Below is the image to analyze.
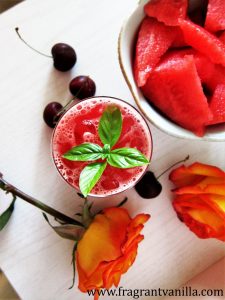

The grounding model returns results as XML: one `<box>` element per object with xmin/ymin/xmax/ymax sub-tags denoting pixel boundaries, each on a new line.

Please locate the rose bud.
<box><xmin>169</xmin><ymin>162</ymin><xmax>225</xmax><ymax>241</ymax></box>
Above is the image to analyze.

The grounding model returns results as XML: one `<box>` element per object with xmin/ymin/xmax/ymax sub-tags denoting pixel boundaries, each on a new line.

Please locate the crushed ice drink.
<box><xmin>52</xmin><ymin>97</ymin><xmax>152</xmax><ymax>196</ymax></box>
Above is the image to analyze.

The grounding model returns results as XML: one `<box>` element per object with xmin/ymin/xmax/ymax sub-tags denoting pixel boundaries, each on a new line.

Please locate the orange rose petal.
<box><xmin>175</xmin><ymin>183</ymin><xmax>225</xmax><ymax>195</ymax></box>
<box><xmin>181</xmin><ymin>210</ymin><xmax>225</xmax><ymax>241</ymax></box>
<box><xmin>169</xmin><ymin>163</ymin><xmax>225</xmax><ymax>188</ymax></box>
<box><xmin>94</xmin><ymin>291</ymin><xmax>99</xmax><ymax>300</ymax></box>
<box><xmin>120</xmin><ymin>242</ymin><xmax>141</xmax><ymax>273</ymax></box>
<box><xmin>102</xmin><ymin>260</ymin><xmax>119</xmax><ymax>289</ymax></box>
<box><xmin>128</xmin><ymin>213</ymin><xmax>150</xmax><ymax>228</ymax></box>
<box><xmin>169</xmin><ymin>165</ymin><xmax>205</xmax><ymax>187</ymax></box>
<box><xmin>204</xmin><ymin>184</ymin><xmax>225</xmax><ymax>195</ymax></box>
<box><xmin>201</xmin><ymin>194</ymin><xmax>225</xmax><ymax>217</ymax></box>
<box><xmin>113</xmin><ymin>272</ymin><xmax>121</xmax><ymax>287</ymax></box>
<box><xmin>188</xmin><ymin>208</ymin><xmax>223</xmax><ymax>229</ymax></box>
<box><xmin>76</xmin><ymin>258</ymin><xmax>88</xmax><ymax>292</ymax></box>
<box><xmin>123</xmin><ymin>225</ymin><xmax>144</xmax><ymax>251</ymax></box>
<box><xmin>103</xmin><ymin>235</ymin><xmax>145</xmax><ymax>289</ymax></box>
<box><xmin>173</xmin><ymin>195</ymin><xmax>209</xmax><ymax>211</ymax></box>
<box><xmin>196</xmin><ymin>177</ymin><xmax>225</xmax><ymax>188</ymax></box>
<box><xmin>173</xmin><ymin>193</ymin><xmax>225</xmax><ymax>218</ymax></box>
<box><xmin>106</xmin><ymin>245</ymin><xmax>138</xmax><ymax>285</ymax></box>
<box><xmin>77</xmin><ymin>208</ymin><xmax>130</xmax><ymax>277</ymax></box>
<box><xmin>173</xmin><ymin>196</ymin><xmax>225</xmax><ymax>241</ymax></box>
<box><xmin>189</xmin><ymin>163</ymin><xmax>225</xmax><ymax>178</ymax></box>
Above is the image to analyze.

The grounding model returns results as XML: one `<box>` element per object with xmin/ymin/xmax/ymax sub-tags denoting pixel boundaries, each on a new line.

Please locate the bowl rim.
<box><xmin>117</xmin><ymin>4</ymin><xmax>225</xmax><ymax>142</ymax></box>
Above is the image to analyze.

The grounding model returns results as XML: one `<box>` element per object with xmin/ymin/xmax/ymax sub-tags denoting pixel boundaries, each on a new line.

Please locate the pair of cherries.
<box><xmin>15</xmin><ymin>28</ymin><xmax>96</xmax><ymax>128</ymax></box>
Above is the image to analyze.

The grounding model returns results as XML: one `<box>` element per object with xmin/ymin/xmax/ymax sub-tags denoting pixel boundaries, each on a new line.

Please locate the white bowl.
<box><xmin>118</xmin><ymin>0</ymin><xmax>225</xmax><ymax>141</ymax></box>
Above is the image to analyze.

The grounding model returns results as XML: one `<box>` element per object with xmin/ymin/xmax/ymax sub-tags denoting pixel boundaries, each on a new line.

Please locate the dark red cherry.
<box><xmin>135</xmin><ymin>171</ymin><xmax>162</xmax><ymax>199</ymax></box>
<box><xmin>51</xmin><ymin>43</ymin><xmax>76</xmax><ymax>72</ymax></box>
<box><xmin>43</xmin><ymin>102</ymin><xmax>63</xmax><ymax>128</ymax></box>
<box><xmin>69</xmin><ymin>76</ymin><xmax>96</xmax><ymax>99</ymax></box>
<box><xmin>15</xmin><ymin>28</ymin><xmax>76</xmax><ymax>72</ymax></box>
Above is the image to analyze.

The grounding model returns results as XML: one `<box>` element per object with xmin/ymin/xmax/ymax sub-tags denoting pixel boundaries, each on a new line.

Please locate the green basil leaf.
<box><xmin>63</xmin><ymin>143</ymin><xmax>104</xmax><ymax>161</ymax></box>
<box><xmin>107</xmin><ymin>148</ymin><xmax>149</xmax><ymax>168</ymax></box>
<box><xmin>0</xmin><ymin>196</ymin><xmax>16</xmax><ymax>231</ymax></box>
<box><xmin>79</xmin><ymin>162</ymin><xmax>107</xmax><ymax>197</ymax></box>
<box><xmin>98</xmin><ymin>105</ymin><xmax>122</xmax><ymax>147</ymax></box>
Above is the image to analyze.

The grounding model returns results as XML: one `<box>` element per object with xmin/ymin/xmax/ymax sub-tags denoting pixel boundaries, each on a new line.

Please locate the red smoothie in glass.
<box><xmin>52</xmin><ymin>97</ymin><xmax>152</xmax><ymax>196</ymax></box>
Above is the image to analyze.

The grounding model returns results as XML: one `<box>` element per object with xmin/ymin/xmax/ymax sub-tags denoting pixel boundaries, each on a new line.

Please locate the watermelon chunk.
<box><xmin>205</xmin><ymin>0</ymin><xmax>225</xmax><ymax>32</ymax></box>
<box><xmin>134</xmin><ymin>17</ymin><xmax>178</xmax><ymax>87</ymax></box>
<box><xmin>141</xmin><ymin>55</ymin><xmax>212</xmax><ymax>136</ymax></box>
<box><xmin>207</xmin><ymin>85</ymin><xmax>225</xmax><ymax>125</ymax></box>
<box><xmin>205</xmin><ymin>64</ymin><xmax>225</xmax><ymax>92</ymax></box>
<box><xmin>179</xmin><ymin>19</ymin><xmax>225</xmax><ymax>66</ymax></box>
<box><xmin>171</xmin><ymin>28</ymin><xmax>187</xmax><ymax>48</ymax></box>
<box><xmin>159</xmin><ymin>49</ymin><xmax>215</xmax><ymax>86</ymax></box>
<box><xmin>144</xmin><ymin>0</ymin><xmax>188</xmax><ymax>26</ymax></box>
<box><xmin>219</xmin><ymin>31</ymin><xmax>225</xmax><ymax>44</ymax></box>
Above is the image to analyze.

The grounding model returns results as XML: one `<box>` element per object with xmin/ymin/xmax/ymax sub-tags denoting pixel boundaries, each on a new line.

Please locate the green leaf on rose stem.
<box><xmin>98</xmin><ymin>105</ymin><xmax>122</xmax><ymax>147</ymax></box>
<box><xmin>42</xmin><ymin>213</ymin><xmax>82</xmax><ymax>241</ymax></box>
<box><xmin>62</xmin><ymin>143</ymin><xmax>104</xmax><ymax>161</ymax></box>
<box><xmin>69</xmin><ymin>241</ymin><xmax>78</xmax><ymax>290</ymax></box>
<box><xmin>0</xmin><ymin>196</ymin><xmax>16</xmax><ymax>231</ymax></box>
<box><xmin>107</xmin><ymin>147</ymin><xmax>149</xmax><ymax>168</ymax></box>
<box><xmin>79</xmin><ymin>162</ymin><xmax>107</xmax><ymax>197</ymax></box>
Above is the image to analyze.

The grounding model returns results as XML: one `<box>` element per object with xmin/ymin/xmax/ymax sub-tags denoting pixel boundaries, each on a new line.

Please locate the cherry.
<box><xmin>135</xmin><ymin>171</ymin><xmax>162</xmax><ymax>199</ymax></box>
<box><xmin>15</xmin><ymin>28</ymin><xmax>76</xmax><ymax>72</ymax></box>
<box><xmin>43</xmin><ymin>102</ymin><xmax>63</xmax><ymax>128</ymax></box>
<box><xmin>51</xmin><ymin>43</ymin><xmax>76</xmax><ymax>72</ymax></box>
<box><xmin>69</xmin><ymin>76</ymin><xmax>96</xmax><ymax>99</ymax></box>
<box><xmin>135</xmin><ymin>155</ymin><xmax>190</xmax><ymax>199</ymax></box>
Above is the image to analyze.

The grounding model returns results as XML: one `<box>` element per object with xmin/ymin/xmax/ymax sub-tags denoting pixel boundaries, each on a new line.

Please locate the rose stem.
<box><xmin>0</xmin><ymin>174</ymin><xmax>83</xmax><ymax>227</ymax></box>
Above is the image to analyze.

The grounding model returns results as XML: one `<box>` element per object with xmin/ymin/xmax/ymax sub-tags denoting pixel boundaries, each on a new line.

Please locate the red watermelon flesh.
<box><xmin>171</xmin><ymin>28</ymin><xmax>187</xmax><ymax>48</ymax></box>
<box><xmin>205</xmin><ymin>0</ymin><xmax>225</xmax><ymax>33</ymax></box>
<box><xmin>192</xmin><ymin>51</ymin><xmax>216</xmax><ymax>84</ymax></box>
<box><xmin>193</xmin><ymin>51</ymin><xmax>225</xmax><ymax>92</ymax></box>
<box><xmin>219</xmin><ymin>31</ymin><xmax>225</xmax><ymax>44</ymax></box>
<box><xmin>144</xmin><ymin>0</ymin><xmax>188</xmax><ymax>26</ymax></box>
<box><xmin>141</xmin><ymin>55</ymin><xmax>212</xmax><ymax>136</ymax></box>
<box><xmin>134</xmin><ymin>17</ymin><xmax>178</xmax><ymax>87</ymax></box>
<box><xmin>159</xmin><ymin>49</ymin><xmax>215</xmax><ymax>85</ymax></box>
<box><xmin>179</xmin><ymin>19</ymin><xmax>225</xmax><ymax>66</ymax></box>
<box><xmin>205</xmin><ymin>64</ymin><xmax>225</xmax><ymax>92</ymax></box>
<box><xmin>207</xmin><ymin>85</ymin><xmax>225</xmax><ymax>125</ymax></box>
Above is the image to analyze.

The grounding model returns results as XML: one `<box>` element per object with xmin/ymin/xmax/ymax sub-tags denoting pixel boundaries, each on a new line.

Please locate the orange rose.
<box><xmin>76</xmin><ymin>207</ymin><xmax>150</xmax><ymax>298</ymax></box>
<box><xmin>169</xmin><ymin>162</ymin><xmax>225</xmax><ymax>241</ymax></box>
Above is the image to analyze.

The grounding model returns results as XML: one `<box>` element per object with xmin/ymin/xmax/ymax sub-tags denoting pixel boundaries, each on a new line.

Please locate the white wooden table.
<box><xmin>0</xmin><ymin>0</ymin><xmax>224</xmax><ymax>299</ymax></box>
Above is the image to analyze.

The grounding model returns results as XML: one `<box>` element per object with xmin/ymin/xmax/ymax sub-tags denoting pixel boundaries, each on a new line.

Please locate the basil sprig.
<box><xmin>63</xmin><ymin>105</ymin><xmax>149</xmax><ymax>197</ymax></box>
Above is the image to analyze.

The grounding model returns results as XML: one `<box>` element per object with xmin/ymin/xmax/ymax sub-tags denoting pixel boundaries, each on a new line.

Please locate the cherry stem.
<box><xmin>15</xmin><ymin>27</ymin><xmax>52</xmax><ymax>59</ymax></box>
<box><xmin>54</xmin><ymin>79</ymin><xmax>89</xmax><ymax>121</ymax></box>
<box><xmin>58</xmin><ymin>97</ymin><xmax>77</xmax><ymax>115</ymax></box>
<box><xmin>157</xmin><ymin>155</ymin><xmax>190</xmax><ymax>180</ymax></box>
<box><xmin>0</xmin><ymin>174</ymin><xmax>83</xmax><ymax>227</ymax></box>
